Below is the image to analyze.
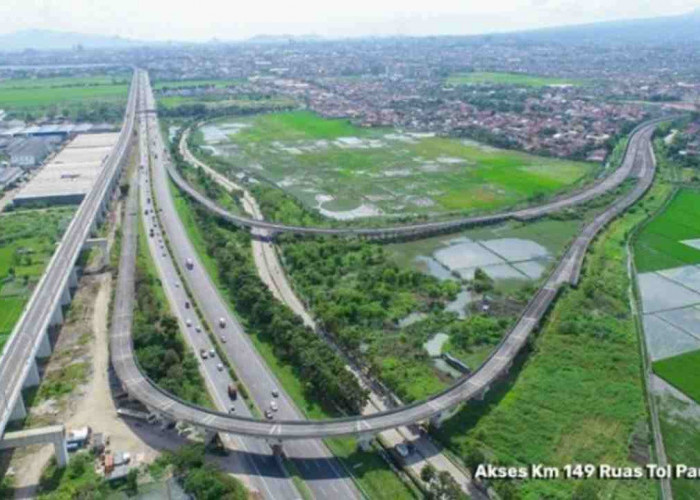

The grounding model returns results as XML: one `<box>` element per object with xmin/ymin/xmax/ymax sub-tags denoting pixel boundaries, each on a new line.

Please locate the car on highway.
<box><xmin>184</xmin><ymin>301</ymin><xmax>190</xmax><ymax>309</ymax></box>
<box><xmin>229</xmin><ymin>406</ymin><xmax>236</xmax><ymax>414</ymax></box>
<box><xmin>264</xmin><ymin>410</ymin><xmax>274</xmax><ymax>420</ymax></box>
<box><xmin>217</xmin><ymin>363</ymin><xmax>224</xmax><ymax>371</ymax></box>
<box><xmin>195</xmin><ymin>326</ymin><xmax>202</xmax><ymax>333</ymax></box>
<box><xmin>199</xmin><ymin>349</ymin><xmax>207</xmax><ymax>359</ymax></box>
<box><xmin>218</xmin><ymin>317</ymin><xmax>226</xmax><ymax>328</ymax></box>
<box><xmin>220</xmin><ymin>335</ymin><xmax>227</xmax><ymax>343</ymax></box>
<box><xmin>271</xmin><ymin>388</ymin><xmax>279</xmax><ymax>398</ymax></box>
<box><xmin>209</xmin><ymin>349</ymin><xmax>215</xmax><ymax>357</ymax></box>
<box><xmin>270</xmin><ymin>401</ymin><xmax>278</xmax><ymax>412</ymax></box>
<box><xmin>185</xmin><ymin>258</ymin><xmax>194</xmax><ymax>270</ymax></box>
<box><xmin>185</xmin><ymin>319</ymin><xmax>192</xmax><ymax>327</ymax></box>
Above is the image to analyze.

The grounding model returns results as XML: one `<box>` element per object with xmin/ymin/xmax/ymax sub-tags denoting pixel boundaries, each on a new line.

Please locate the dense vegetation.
<box><xmin>153</xmin><ymin>444</ymin><xmax>248</xmax><ymax>500</ymax></box>
<box><xmin>132</xmin><ymin>218</ymin><xmax>209</xmax><ymax>406</ymax></box>
<box><xmin>0</xmin><ymin>208</ymin><xmax>76</xmax><ymax>349</ymax></box>
<box><xmin>251</xmin><ymin>182</ymin><xmax>527</xmax><ymax>402</ymax></box>
<box><xmin>657</xmin><ymin>395</ymin><xmax>700</xmax><ymax>500</ymax></box>
<box><xmin>188</xmin><ymin>205</ymin><xmax>369</xmax><ymax>413</ymax></box>
<box><xmin>431</xmin><ymin>164</ymin><xmax>673</xmax><ymax>499</ymax></box>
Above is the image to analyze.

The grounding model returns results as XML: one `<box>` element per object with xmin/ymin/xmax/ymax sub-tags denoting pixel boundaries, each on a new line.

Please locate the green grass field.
<box><xmin>634</xmin><ymin>189</ymin><xmax>700</xmax><ymax>272</ymax></box>
<box><xmin>446</xmin><ymin>72</ymin><xmax>583</xmax><ymax>87</ymax></box>
<box><xmin>0</xmin><ymin>75</ymin><xmax>129</xmax><ymax>110</ymax></box>
<box><xmin>432</xmin><ymin>179</ymin><xmax>672</xmax><ymax>499</ymax></box>
<box><xmin>653</xmin><ymin>349</ymin><xmax>700</xmax><ymax>403</ymax></box>
<box><xmin>657</xmin><ymin>394</ymin><xmax>700</xmax><ymax>500</ymax></box>
<box><xmin>0</xmin><ymin>209</ymin><xmax>76</xmax><ymax>350</ymax></box>
<box><xmin>153</xmin><ymin>78</ymin><xmax>245</xmax><ymax>90</ymax></box>
<box><xmin>194</xmin><ymin>111</ymin><xmax>595</xmax><ymax>217</ymax></box>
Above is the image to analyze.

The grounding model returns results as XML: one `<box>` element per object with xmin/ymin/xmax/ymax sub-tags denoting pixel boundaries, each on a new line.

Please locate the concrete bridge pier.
<box><xmin>50</xmin><ymin>305</ymin><xmax>63</xmax><ymax>327</ymax></box>
<box><xmin>0</xmin><ymin>425</ymin><xmax>69</xmax><ymax>467</ymax></box>
<box><xmin>9</xmin><ymin>396</ymin><xmax>27</xmax><ymax>421</ymax></box>
<box><xmin>266</xmin><ymin>438</ymin><xmax>284</xmax><ymax>456</ymax></box>
<box><xmin>37</xmin><ymin>329</ymin><xmax>52</xmax><ymax>358</ymax></box>
<box><xmin>476</xmin><ymin>386</ymin><xmax>490</xmax><ymax>401</ymax></box>
<box><xmin>202</xmin><ymin>429</ymin><xmax>218</xmax><ymax>446</ymax></box>
<box><xmin>22</xmin><ymin>359</ymin><xmax>40</xmax><ymax>388</ymax></box>
<box><xmin>69</xmin><ymin>267</ymin><xmax>79</xmax><ymax>289</ymax></box>
<box><xmin>60</xmin><ymin>286</ymin><xmax>71</xmax><ymax>307</ymax></box>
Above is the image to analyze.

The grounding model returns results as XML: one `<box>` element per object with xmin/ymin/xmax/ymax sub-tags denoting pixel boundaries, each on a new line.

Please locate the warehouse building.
<box><xmin>12</xmin><ymin>133</ymin><xmax>119</xmax><ymax>207</ymax></box>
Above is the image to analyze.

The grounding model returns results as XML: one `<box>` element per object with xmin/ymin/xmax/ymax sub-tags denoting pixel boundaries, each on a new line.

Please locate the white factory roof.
<box><xmin>13</xmin><ymin>133</ymin><xmax>119</xmax><ymax>204</ymax></box>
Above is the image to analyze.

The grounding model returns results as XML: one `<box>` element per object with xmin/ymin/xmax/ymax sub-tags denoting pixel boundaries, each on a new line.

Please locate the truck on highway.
<box><xmin>228</xmin><ymin>384</ymin><xmax>238</xmax><ymax>400</ymax></box>
<box><xmin>185</xmin><ymin>258</ymin><xmax>194</xmax><ymax>270</ymax></box>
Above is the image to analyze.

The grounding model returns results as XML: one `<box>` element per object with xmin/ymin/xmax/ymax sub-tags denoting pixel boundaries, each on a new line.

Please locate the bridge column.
<box><xmin>23</xmin><ymin>359</ymin><xmax>40</xmax><ymax>388</ymax></box>
<box><xmin>50</xmin><ymin>306</ymin><xmax>63</xmax><ymax>327</ymax></box>
<box><xmin>429</xmin><ymin>412</ymin><xmax>445</xmax><ymax>429</ymax></box>
<box><xmin>9</xmin><ymin>396</ymin><xmax>27</xmax><ymax>421</ymax></box>
<box><xmin>52</xmin><ymin>432</ymin><xmax>69</xmax><ymax>467</ymax></box>
<box><xmin>266</xmin><ymin>438</ymin><xmax>284</xmax><ymax>456</ymax></box>
<box><xmin>37</xmin><ymin>330</ymin><xmax>52</xmax><ymax>358</ymax></box>
<box><xmin>69</xmin><ymin>268</ymin><xmax>79</xmax><ymax>289</ymax></box>
<box><xmin>203</xmin><ymin>429</ymin><xmax>218</xmax><ymax>446</ymax></box>
<box><xmin>357</xmin><ymin>434</ymin><xmax>375</xmax><ymax>452</ymax></box>
<box><xmin>476</xmin><ymin>386</ymin><xmax>490</xmax><ymax>401</ymax></box>
<box><xmin>60</xmin><ymin>286</ymin><xmax>71</xmax><ymax>307</ymax></box>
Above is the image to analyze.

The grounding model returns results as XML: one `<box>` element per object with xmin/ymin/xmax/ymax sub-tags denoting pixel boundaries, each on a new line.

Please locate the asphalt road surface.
<box><xmin>138</xmin><ymin>72</ymin><xmax>360</xmax><ymax>499</ymax></box>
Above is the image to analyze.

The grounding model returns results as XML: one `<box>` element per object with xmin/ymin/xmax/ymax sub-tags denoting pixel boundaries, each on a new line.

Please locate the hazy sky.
<box><xmin>2</xmin><ymin>0</ymin><xmax>699</xmax><ymax>40</ymax></box>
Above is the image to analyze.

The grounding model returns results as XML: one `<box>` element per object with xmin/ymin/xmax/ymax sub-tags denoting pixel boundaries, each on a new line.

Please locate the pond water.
<box><xmin>415</xmin><ymin>256</ymin><xmax>454</xmax><ymax>281</ymax></box>
<box><xmin>423</xmin><ymin>332</ymin><xmax>450</xmax><ymax>357</ymax></box>
<box><xmin>445</xmin><ymin>290</ymin><xmax>473</xmax><ymax>318</ymax></box>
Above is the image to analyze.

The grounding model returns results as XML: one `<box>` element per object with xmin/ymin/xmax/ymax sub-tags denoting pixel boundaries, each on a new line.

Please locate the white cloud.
<box><xmin>0</xmin><ymin>0</ymin><xmax>697</xmax><ymax>40</ymax></box>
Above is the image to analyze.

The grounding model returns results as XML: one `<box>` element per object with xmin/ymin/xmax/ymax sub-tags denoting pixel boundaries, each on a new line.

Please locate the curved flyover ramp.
<box><xmin>170</xmin><ymin>117</ymin><xmax>667</xmax><ymax>238</ymax></box>
<box><xmin>111</xmin><ymin>116</ymin><xmax>661</xmax><ymax>440</ymax></box>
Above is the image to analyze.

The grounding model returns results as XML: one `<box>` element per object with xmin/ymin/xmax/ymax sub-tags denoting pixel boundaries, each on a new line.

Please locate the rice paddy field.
<box><xmin>0</xmin><ymin>74</ymin><xmax>130</xmax><ymax>111</ymax></box>
<box><xmin>0</xmin><ymin>208</ymin><xmax>76</xmax><ymax>350</ymax></box>
<box><xmin>634</xmin><ymin>189</ymin><xmax>700</xmax><ymax>273</ymax></box>
<box><xmin>192</xmin><ymin>111</ymin><xmax>597</xmax><ymax>219</ymax></box>
<box><xmin>653</xmin><ymin>350</ymin><xmax>700</xmax><ymax>403</ymax></box>
<box><xmin>446</xmin><ymin>72</ymin><xmax>583</xmax><ymax>87</ymax></box>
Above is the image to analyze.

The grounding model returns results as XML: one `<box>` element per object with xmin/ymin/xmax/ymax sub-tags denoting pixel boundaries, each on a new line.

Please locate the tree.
<box><xmin>463</xmin><ymin>447</ymin><xmax>486</xmax><ymax>477</ymax></box>
<box><xmin>125</xmin><ymin>468</ymin><xmax>138</xmax><ymax>496</ymax></box>
<box><xmin>421</xmin><ymin>464</ymin><xmax>437</xmax><ymax>483</ymax></box>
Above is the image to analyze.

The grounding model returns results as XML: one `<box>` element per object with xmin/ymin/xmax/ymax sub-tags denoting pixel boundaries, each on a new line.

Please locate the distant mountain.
<box><xmin>245</xmin><ymin>34</ymin><xmax>324</xmax><ymax>44</ymax></box>
<box><xmin>504</xmin><ymin>8</ymin><xmax>700</xmax><ymax>45</ymax></box>
<box><xmin>0</xmin><ymin>29</ymin><xmax>142</xmax><ymax>52</ymax></box>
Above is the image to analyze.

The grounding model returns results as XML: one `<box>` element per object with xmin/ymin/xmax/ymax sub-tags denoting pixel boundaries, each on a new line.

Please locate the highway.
<box><xmin>109</xmin><ymin>69</ymin><xmax>664</xmax><ymax>440</ymax></box>
<box><xmin>171</xmin><ymin>117</ymin><xmax>666</xmax><ymax>239</ymax></box>
<box><xmin>130</xmin><ymin>84</ymin><xmax>301</xmax><ymax>499</ymax></box>
<box><xmin>0</xmin><ymin>70</ymin><xmax>139</xmax><ymax>435</ymax></box>
<box><xmin>181</xmin><ymin>127</ymin><xmax>479</xmax><ymax>497</ymax></box>
<box><xmin>138</xmin><ymin>72</ymin><xmax>360</xmax><ymax>499</ymax></box>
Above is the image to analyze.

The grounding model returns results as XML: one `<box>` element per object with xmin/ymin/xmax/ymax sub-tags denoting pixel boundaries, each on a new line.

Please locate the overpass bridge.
<box><xmin>171</xmin><ymin>116</ymin><xmax>667</xmax><ymax>240</ymax></box>
<box><xmin>111</xmin><ymin>84</ymin><xmax>663</xmax><ymax>441</ymax></box>
<box><xmin>0</xmin><ymin>70</ymin><xmax>140</xmax><ymax>459</ymax></box>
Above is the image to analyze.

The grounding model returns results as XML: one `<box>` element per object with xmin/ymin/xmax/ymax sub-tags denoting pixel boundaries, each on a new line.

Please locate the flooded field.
<box><xmin>193</xmin><ymin>111</ymin><xmax>596</xmax><ymax>219</ymax></box>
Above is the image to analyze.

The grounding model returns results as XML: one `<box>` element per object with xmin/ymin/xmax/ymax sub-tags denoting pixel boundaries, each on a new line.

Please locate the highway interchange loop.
<box><xmin>111</xmin><ymin>70</ymin><xmax>669</xmax><ymax>439</ymax></box>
